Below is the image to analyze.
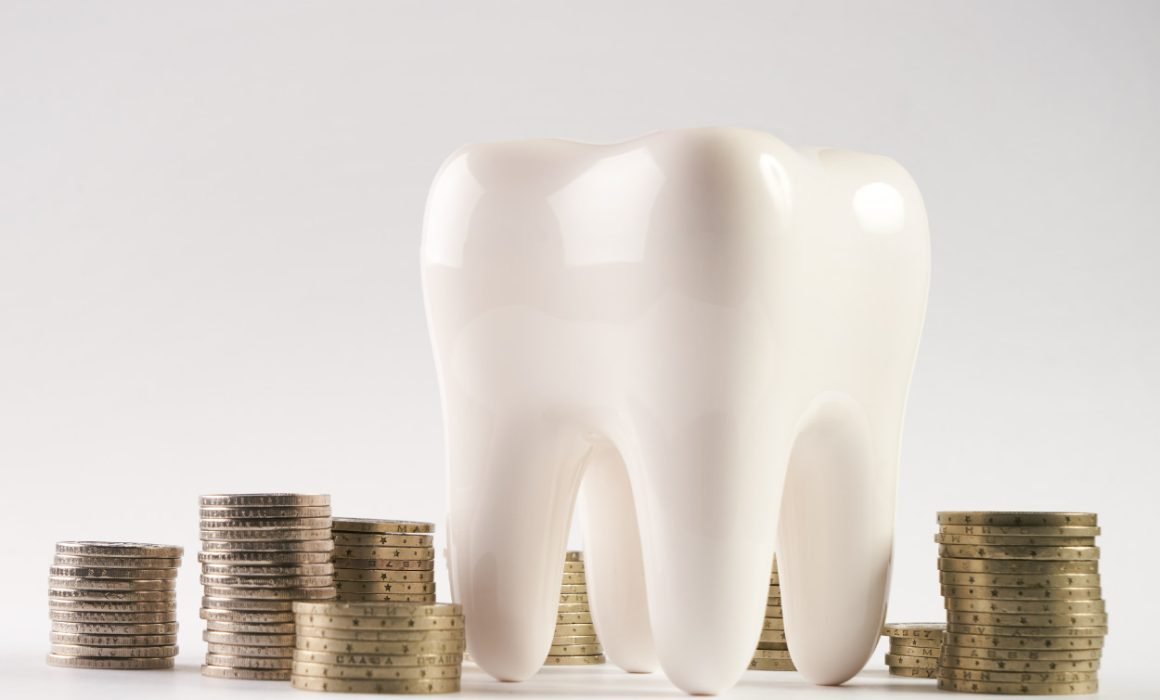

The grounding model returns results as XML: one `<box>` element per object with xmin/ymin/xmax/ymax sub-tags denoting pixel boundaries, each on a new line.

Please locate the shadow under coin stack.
<box><xmin>332</xmin><ymin>519</ymin><xmax>436</xmax><ymax>603</ymax></box>
<box><xmin>936</xmin><ymin>511</ymin><xmax>1106</xmax><ymax>695</ymax></box>
<box><xmin>882</xmin><ymin>623</ymin><xmax>945</xmax><ymax>678</ymax></box>
<box><xmin>750</xmin><ymin>556</ymin><xmax>794</xmax><ymax>671</ymax></box>
<box><xmin>545</xmin><ymin>551</ymin><xmax>604</xmax><ymax>665</ymax></box>
<box><xmin>198</xmin><ymin>493</ymin><xmax>336</xmax><ymax>681</ymax></box>
<box><xmin>291</xmin><ymin>601</ymin><xmax>465</xmax><ymax>694</ymax></box>
<box><xmin>48</xmin><ymin>541</ymin><xmax>183</xmax><ymax>670</ymax></box>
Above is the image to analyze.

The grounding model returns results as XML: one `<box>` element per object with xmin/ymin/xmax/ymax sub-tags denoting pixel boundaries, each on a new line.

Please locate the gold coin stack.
<box><xmin>545</xmin><ymin>551</ymin><xmax>604</xmax><ymax>665</ymax></box>
<box><xmin>332</xmin><ymin>519</ymin><xmax>436</xmax><ymax>603</ymax></box>
<box><xmin>198</xmin><ymin>493</ymin><xmax>336</xmax><ymax>681</ymax></box>
<box><xmin>750</xmin><ymin>556</ymin><xmax>794</xmax><ymax>671</ymax></box>
<box><xmin>882</xmin><ymin>623</ymin><xmax>944</xmax><ymax>678</ymax></box>
<box><xmin>48</xmin><ymin>541</ymin><xmax>183</xmax><ymax>670</ymax></box>
<box><xmin>291</xmin><ymin>601</ymin><xmax>465</xmax><ymax>694</ymax></box>
<box><xmin>936</xmin><ymin>511</ymin><xmax>1106</xmax><ymax>695</ymax></box>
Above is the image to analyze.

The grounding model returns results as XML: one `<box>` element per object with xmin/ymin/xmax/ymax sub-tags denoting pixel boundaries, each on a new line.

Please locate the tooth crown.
<box><xmin>422</xmin><ymin>128</ymin><xmax>930</xmax><ymax>694</ymax></box>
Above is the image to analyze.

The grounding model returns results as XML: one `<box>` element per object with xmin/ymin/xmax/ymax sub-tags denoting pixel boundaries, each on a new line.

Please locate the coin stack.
<box><xmin>750</xmin><ymin>556</ymin><xmax>794</xmax><ymax>671</ymax></box>
<box><xmin>48</xmin><ymin>541</ymin><xmax>183</xmax><ymax>670</ymax></box>
<box><xmin>291</xmin><ymin>601</ymin><xmax>465</xmax><ymax>694</ymax></box>
<box><xmin>198</xmin><ymin>493</ymin><xmax>336</xmax><ymax>681</ymax></box>
<box><xmin>882</xmin><ymin>623</ymin><xmax>944</xmax><ymax>678</ymax></box>
<box><xmin>332</xmin><ymin>519</ymin><xmax>436</xmax><ymax>603</ymax></box>
<box><xmin>936</xmin><ymin>511</ymin><xmax>1106</xmax><ymax>695</ymax></box>
<box><xmin>545</xmin><ymin>551</ymin><xmax>604</xmax><ymax>665</ymax></box>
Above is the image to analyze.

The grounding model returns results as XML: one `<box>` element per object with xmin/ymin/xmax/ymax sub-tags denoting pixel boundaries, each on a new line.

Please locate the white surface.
<box><xmin>1</xmin><ymin>0</ymin><xmax>1158</xmax><ymax>697</ymax></box>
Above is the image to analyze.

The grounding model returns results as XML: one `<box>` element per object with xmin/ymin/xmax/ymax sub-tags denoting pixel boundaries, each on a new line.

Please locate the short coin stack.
<box><xmin>545</xmin><ymin>551</ymin><xmax>604</xmax><ymax>665</ymax></box>
<box><xmin>750</xmin><ymin>556</ymin><xmax>794</xmax><ymax>671</ymax></box>
<box><xmin>48</xmin><ymin>541</ymin><xmax>183</xmax><ymax>670</ymax></box>
<box><xmin>332</xmin><ymin>519</ymin><xmax>436</xmax><ymax>603</ymax></box>
<box><xmin>882</xmin><ymin>623</ymin><xmax>944</xmax><ymax>678</ymax></box>
<box><xmin>936</xmin><ymin>511</ymin><xmax>1106</xmax><ymax>695</ymax></box>
<box><xmin>199</xmin><ymin>493</ymin><xmax>336</xmax><ymax>681</ymax></box>
<box><xmin>291</xmin><ymin>601</ymin><xmax>465</xmax><ymax>694</ymax></box>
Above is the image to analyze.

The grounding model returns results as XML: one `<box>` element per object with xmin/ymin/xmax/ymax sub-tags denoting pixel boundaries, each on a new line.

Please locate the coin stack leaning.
<box><xmin>198</xmin><ymin>493</ymin><xmax>336</xmax><ymax>681</ymax></box>
<box><xmin>291</xmin><ymin>601</ymin><xmax>465</xmax><ymax>694</ymax></box>
<box><xmin>545</xmin><ymin>551</ymin><xmax>604</xmax><ymax>666</ymax></box>
<box><xmin>882</xmin><ymin>623</ymin><xmax>944</xmax><ymax>678</ymax></box>
<box><xmin>750</xmin><ymin>556</ymin><xmax>794</xmax><ymax>671</ymax></box>
<box><xmin>936</xmin><ymin>511</ymin><xmax>1106</xmax><ymax>695</ymax></box>
<box><xmin>332</xmin><ymin>519</ymin><xmax>436</xmax><ymax>603</ymax></box>
<box><xmin>48</xmin><ymin>541</ymin><xmax>183</xmax><ymax>670</ymax></box>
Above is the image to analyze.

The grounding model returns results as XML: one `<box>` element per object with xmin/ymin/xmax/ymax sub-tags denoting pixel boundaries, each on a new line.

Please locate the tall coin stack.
<box><xmin>291</xmin><ymin>601</ymin><xmax>465</xmax><ymax>694</ymax></box>
<box><xmin>545</xmin><ymin>551</ymin><xmax>604</xmax><ymax>665</ymax></box>
<box><xmin>936</xmin><ymin>511</ymin><xmax>1106</xmax><ymax>695</ymax></box>
<box><xmin>750</xmin><ymin>556</ymin><xmax>794</xmax><ymax>671</ymax></box>
<box><xmin>882</xmin><ymin>623</ymin><xmax>944</xmax><ymax>678</ymax></box>
<box><xmin>198</xmin><ymin>493</ymin><xmax>336</xmax><ymax>681</ymax></box>
<box><xmin>48</xmin><ymin>541</ymin><xmax>183</xmax><ymax>670</ymax></box>
<box><xmin>332</xmin><ymin>519</ymin><xmax>436</xmax><ymax>603</ymax></box>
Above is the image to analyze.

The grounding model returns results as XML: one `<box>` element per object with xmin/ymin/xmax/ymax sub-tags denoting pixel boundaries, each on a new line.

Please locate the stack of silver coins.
<box><xmin>936</xmin><ymin>511</ymin><xmax>1106</xmax><ymax>695</ymax></box>
<box><xmin>882</xmin><ymin>623</ymin><xmax>945</xmax><ymax>678</ymax></box>
<box><xmin>198</xmin><ymin>493</ymin><xmax>336</xmax><ymax>680</ymax></box>
<box><xmin>291</xmin><ymin>601</ymin><xmax>465</xmax><ymax>694</ymax></box>
<box><xmin>750</xmin><ymin>556</ymin><xmax>794</xmax><ymax>671</ymax></box>
<box><xmin>545</xmin><ymin>551</ymin><xmax>604</xmax><ymax>665</ymax></box>
<box><xmin>332</xmin><ymin>519</ymin><xmax>436</xmax><ymax>603</ymax></box>
<box><xmin>48</xmin><ymin>541</ymin><xmax>183</xmax><ymax>670</ymax></box>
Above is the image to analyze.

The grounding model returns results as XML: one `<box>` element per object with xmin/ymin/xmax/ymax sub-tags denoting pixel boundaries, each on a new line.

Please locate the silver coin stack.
<box><xmin>545</xmin><ymin>551</ymin><xmax>604</xmax><ymax>666</ymax></box>
<box><xmin>198</xmin><ymin>493</ymin><xmax>336</xmax><ymax>680</ymax></box>
<box><xmin>332</xmin><ymin>518</ymin><xmax>436</xmax><ymax>603</ymax></box>
<box><xmin>48</xmin><ymin>541</ymin><xmax>183</xmax><ymax>670</ymax></box>
<box><xmin>750</xmin><ymin>555</ymin><xmax>794</xmax><ymax>671</ymax></box>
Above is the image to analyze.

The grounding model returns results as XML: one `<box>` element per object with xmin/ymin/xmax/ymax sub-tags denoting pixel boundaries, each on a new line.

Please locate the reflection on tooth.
<box><xmin>422</xmin><ymin>128</ymin><xmax>930</xmax><ymax>694</ymax></box>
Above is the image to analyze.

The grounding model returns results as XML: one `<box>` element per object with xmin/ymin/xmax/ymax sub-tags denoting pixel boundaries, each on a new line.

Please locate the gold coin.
<box><xmin>940</xmin><ymin>644</ymin><xmax>1102</xmax><ymax>661</ymax></box>
<box><xmin>49</xmin><ymin>588</ymin><xmax>175</xmax><ymax>602</ymax></box>
<box><xmin>935</xmin><ymin>533</ymin><xmax>1096</xmax><ymax>547</ymax></box>
<box><xmin>206</xmin><ymin>643</ymin><xmax>294</xmax><ymax>658</ymax></box>
<box><xmin>198</xmin><ymin>550</ymin><xmax>334</xmax><ymax>564</ymax></box>
<box><xmin>938</xmin><ymin>667</ymin><xmax>1097</xmax><ymax>683</ymax></box>
<box><xmin>290</xmin><ymin>676</ymin><xmax>460</xmax><ymax>693</ymax></box>
<box><xmin>48</xmin><ymin>576</ymin><xmax>176</xmax><ymax>592</ymax></box>
<box><xmin>199</xmin><ymin>505</ymin><xmax>332</xmax><ymax>519</ymax></box>
<box><xmin>48</xmin><ymin>599</ymin><xmax>177</xmax><ymax>613</ymax></box>
<box><xmin>936</xmin><ymin>513</ymin><xmax>1097</xmax><ymax>527</ymax></box>
<box><xmin>561</xmin><ymin>572</ymin><xmax>587</xmax><ymax>585</ymax></box>
<box><xmin>296</xmin><ymin>635</ymin><xmax>466</xmax><ymax>655</ymax></box>
<box><xmin>333</xmin><ymin>532</ymin><xmax>433</xmax><ymax>547</ymax></box>
<box><xmin>50</xmin><ymin>643</ymin><xmax>178</xmax><ymax>658</ymax></box>
<box><xmin>756</xmin><ymin>642</ymin><xmax>790</xmax><ymax>651</ymax></box>
<box><xmin>336</xmin><ymin>593</ymin><xmax>436</xmax><ymax>604</ymax></box>
<box><xmin>748</xmin><ymin>657</ymin><xmax>796</xmax><ymax>671</ymax></box>
<box><xmin>49</xmin><ymin>611</ymin><xmax>176</xmax><ymax>624</ymax></box>
<box><xmin>200</xmin><ymin>538</ymin><xmax>335</xmax><ymax>553</ymax></box>
<box><xmin>882</xmin><ymin>622</ymin><xmax>945</xmax><ymax>639</ymax></box>
<box><xmin>888</xmin><ymin>645</ymin><xmax>941</xmax><ymax>658</ymax></box>
<box><xmin>940</xmin><ymin>655</ymin><xmax>1100</xmax><ymax>673</ymax></box>
<box><xmin>55</xmin><ymin>541</ymin><xmax>184</xmax><ymax>559</ymax></box>
<box><xmin>939</xmin><ymin>524</ymin><xmax>1100</xmax><ymax>537</ymax></box>
<box><xmin>888</xmin><ymin>666</ymin><xmax>937</xmax><ymax>678</ymax></box>
<box><xmin>330</xmin><ymin>518</ymin><xmax>434</xmax><ymax>534</ymax></box>
<box><xmin>544</xmin><ymin>654</ymin><xmax>605</xmax><ymax>665</ymax></box>
<box><xmin>334</xmin><ymin>581</ymin><xmax>435</xmax><ymax>594</ymax></box>
<box><xmin>938</xmin><ymin>572</ymin><xmax>1101</xmax><ymax>589</ymax></box>
<box><xmin>333</xmin><ymin>569</ymin><xmax>434</xmax><ymax>583</ymax></box>
<box><xmin>559</xmin><ymin>584</ymin><xmax>587</xmax><ymax>594</ymax></box>
<box><xmin>552</xmin><ymin>635</ymin><xmax>599</xmax><ymax>645</ymax></box>
<box><xmin>559</xmin><ymin>593</ymin><xmax>588</xmax><ymax>604</ymax></box>
<box><xmin>556</xmin><ymin>603</ymin><xmax>589</xmax><ymax>614</ymax></box>
<box><xmin>940</xmin><ymin>585</ymin><xmax>1102</xmax><ymax>601</ymax></box>
<box><xmin>201</xmin><ymin>596</ymin><xmax>295</xmax><ymax>612</ymax></box>
<box><xmin>205</xmin><ymin>620</ymin><xmax>297</xmax><ymax>634</ymax></box>
<box><xmin>47</xmin><ymin>654</ymin><xmax>175</xmax><ymax>670</ymax></box>
<box><xmin>293</xmin><ymin>601</ymin><xmax>461</xmax><ymax>617</ymax></box>
<box><xmin>937</xmin><ymin>676</ymin><xmax>1098</xmax><ymax>695</ymax></box>
<box><xmin>883</xmin><ymin>653</ymin><xmax>938</xmax><ymax>668</ymax></box>
<box><xmin>200</xmin><ymin>493</ymin><xmax>330</xmax><ymax>508</ymax></box>
<box><xmin>203</xmin><ymin>630</ymin><xmax>297</xmax><ymax>646</ymax></box>
<box><xmin>554</xmin><ymin>623</ymin><xmax>596</xmax><ymax>636</ymax></box>
<box><xmin>889</xmin><ymin>636</ymin><xmax>942</xmax><ymax>648</ymax></box>
<box><xmin>758</xmin><ymin>630</ymin><xmax>786</xmax><ymax>643</ymax></box>
<box><xmin>762</xmin><ymin>618</ymin><xmax>785</xmax><ymax>631</ymax></box>
<box><xmin>294</xmin><ymin>617</ymin><xmax>464</xmax><ymax>633</ymax></box>
<box><xmin>50</xmin><ymin>632</ymin><xmax>177</xmax><ymax>647</ymax></box>
<box><xmin>556</xmin><ymin>612</ymin><xmax>592</xmax><ymax>624</ymax></box>
<box><xmin>565</xmin><ymin>552</ymin><xmax>584</xmax><ymax>562</ymax></box>
<box><xmin>765</xmin><ymin>605</ymin><xmax>783</xmax><ymax>617</ymax></box>
<box><xmin>204</xmin><ymin>654</ymin><xmax>293</xmax><ymax>670</ymax></box>
<box><xmin>200</xmin><ymin>528</ymin><xmax>333</xmax><ymax>542</ymax></box>
<box><xmin>947</xmin><ymin>624</ymin><xmax>1107</xmax><ymax>638</ymax></box>
<box><xmin>332</xmin><ymin>558</ymin><xmax>434</xmax><ymax>571</ymax></box>
<box><xmin>938</xmin><ymin>545</ymin><xmax>1099</xmax><ymax>561</ymax></box>
<box><xmin>291</xmin><ymin>650</ymin><xmax>463</xmax><ymax>667</ymax></box>
<box><xmin>548</xmin><ymin>643</ymin><xmax>602</xmax><ymax>656</ymax></box>
<box><xmin>943</xmin><ymin>632</ymin><xmax>1104</xmax><ymax>651</ymax></box>
<box><xmin>200</xmin><ymin>664</ymin><xmax>291</xmax><ymax>680</ymax></box>
<box><xmin>291</xmin><ymin>661</ymin><xmax>461</xmax><ymax>680</ymax></box>
<box><xmin>562</xmin><ymin>562</ymin><xmax>585</xmax><ymax>574</ymax></box>
<box><xmin>50</xmin><ymin>621</ymin><xmax>178</xmax><ymax>635</ymax></box>
<box><xmin>752</xmin><ymin>649</ymin><xmax>793</xmax><ymax>660</ymax></box>
<box><xmin>332</xmin><ymin>545</ymin><xmax>434</xmax><ymax>561</ymax></box>
<box><xmin>49</xmin><ymin>566</ymin><xmax>178</xmax><ymax>580</ymax></box>
<box><xmin>939</xmin><ymin>558</ymin><xmax>1099</xmax><ymax>575</ymax></box>
<box><xmin>52</xmin><ymin>555</ymin><xmax>181</xmax><ymax>569</ymax></box>
<box><xmin>945</xmin><ymin>611</ymin><xmax>1107</xmax><ymax>628</ymax></box>
<box><xmin>201</xmin><ymin>585</ymin><xmax>337</xmax><ymax>600</ymax></box>
<box><xmin>945</xmin><ymin>598</ymin><xmax>1105</xmax><ymax>615</ymax></box>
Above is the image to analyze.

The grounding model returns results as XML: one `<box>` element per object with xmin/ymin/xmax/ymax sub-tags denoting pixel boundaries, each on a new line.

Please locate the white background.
<box><xmin>1</xmin><ymin>1</ymin><xmax>1157</xmax><ymax>697</ymax></box>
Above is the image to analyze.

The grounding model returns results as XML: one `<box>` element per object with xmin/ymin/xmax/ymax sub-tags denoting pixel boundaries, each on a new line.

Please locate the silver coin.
<box><xmin>203</xmin><ymin>630</ymin><xmax>297</xmax><ymax>646</ymax></box>
<box><xmin>204</xmin><ymin>654</ymin><xmax>293</xmax><ymax>670</ymax></box>
<box><xmin>50</xmin><ymin>610</ymin><xmax>177</xmax><ymax>623</ymax></box>
<box><xmin>201</xmin><ymin>596</ymin><xmax>295</xmax><ymax>612</ymax></box>
<box><xmin>48</xmin><ymin>599</ymin><xmax>177</xmax><ymax>613</ymax></box>
<box><xmin>199</xmin><ymin>505</ymin><xmax>332</xmax><ymax>519</ymax></box>
<box><xmin>200</xmin><ymin>527</ymin><xmax>332</xmax><ymax>542</ymax></box>
<box><xmin>200</xmin><ymin>574</ymin><xmax>334</xmax><ymax>588</ymax></box>
<box><xmin>206</xmin><ymin>642</ymin><xmax>295</xmax><ymax>658</ymax></box>
<box><xmin>200</xmin><ymin>608</ymin><xmax>296</xmax><ymax>623</ymax></box>
<box><xmin>48</xmin><ymin>576</ymin><xmax>176</xmax><ymax>592</ymax></box>
<box><xmin>51</xmin><ymin>621</ymin><xmax>179</xmax><ymax>635</ymax></box>
<box><xmin>49</xmin><ymin>588</ymin><xmax>175</xmax><ymax>602</ymax></box>
<box><xmin>50</xmin><ymin>632</ymin><xmax>178</xmax><ymax>647</ymax></box>
<box><xmin>198</xmin><ymin>549</ymin><xmax>334</xmax><ymax>564</ymax></box>
<box><xmin>199</xmin><ymin>494</ymin><xmax>330</xmax><ymax>507</ymax></box>
<box><xmin>200</xmin><ymin>538</ymin><xmax>335</xmax><ymax>553</ymax></box>
<box><xmin>201</xmin><ymin>562</ymin><xmax>335</xmax><ymax>577</ymax></box>
<box><xmin>55</xmin><ymin>542</ymin><xmax>184</xmax><ymax>558</ymax></box>
<box><xmin>50</xmin><ymin>643</ymin><xmax>179</xmax><ymax>658</ymax></box>
<box><xmin>199</xmin><ymin>517</ymin><xmax>333</xmax><ymax>530</ymax></box>
<box><xmin>47</xmin><ymin>654</ymin><xmax>175</xmax><ymax>670</ymax></box>
<box><xmin>52</xmin><ymin>555</ymin><xmax>181</xmax><ymax>569</ymax></box>
<box><xmin>201</xmin><ymin>584</ymin><xmax>337</xmax><ymax>600</ymax></box>
<box><xmin>49</xmin><ymin>566</ymin><xmax>178</xmax><ymax>580</ymax></box>
<box><xmin>205</xmin><ymin>619</ymin><xmax>297</xmax><ymax>634</ymax></box>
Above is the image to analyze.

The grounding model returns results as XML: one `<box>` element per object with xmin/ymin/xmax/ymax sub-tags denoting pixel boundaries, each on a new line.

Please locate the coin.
<box><xmin>544</xmin><ymin>655</ymin><xmax>605</xmax><ymax>665</ymax></box>
<box><xmin>198</xmin><ymin>551</ymin><xmax>335</xmax><ymax>565</ymax></box>
<box><xmin>752</xmin><ymin>649</ymin><xmax>793</xmax><ymax>660</ymax></box>
<box><xmin>937</xmin><ymin>676</ymin><xmax>1099</xmax><ymax>694</ymax></box>
<box><xmin>940</xmin><ymin>655</ymin><xmax>1100</xmax><ymax>673</ymax></box>
<box><xmin>200</xmin><ymin>517</ymin><xmax>333</xmax><ymax>530</ymax></box>
<box><xmin>293</xmin><ymin>601</ymin><xmax>461</xmax><ymax>617</ymax></box>
<box><xmin>200</xmin><ymin>574</ymin><xmax>335</xmax><ymax>588</ymax></box>
<box><xmin>201</xmin><ymin>527</ymin><xmax>333</xmax><ymax>542</ymax></box>
<box><xmin>332</xmin><ymin>545</ymin><xmax>434</xmax><ymax>560</ymax></box>
<box><xmin>559</xmin><ymin>593</ymin><xmax>588</xmax><ymax>604</ymax></box>
<box><xmin>290</xmin><ymin>676</ymin><xmax>460</xmax><ymax>693</ymax></box>
<box><xmin>294</xmin><ymin>617</ymin><xmax>464</xmax><ymax>633</ymax></box>
<box><xmin>49</xmin><ymin>599</ymin><xmax>176</xmax><ymax>613</ymax></box>
<box><xmin>331</xmin><ymin>518</ymin><xmax>434</xmax><ymax>534</ymax></box>
<box><xmin>204</xmin><ymin>654</ymin><xmax>293</xmax><ymax>670</ymax></box>
<box><xmin>945</xmin><ymin>612</ymin><xmax>1108</xmax><ymax>627</ymax></box>
<box><xmin>882</xmin><ymin>623</ymin><xmax>945</xmax><ymax>639</ymax></box>
<box><xmin>296</xmin><ymin>636</ymin><xmax>466</xmax><ymax>654</ymax></box>
<box><xmin>48</xmin><ymin>576</ymin><xmax>176</xmax><ymax>591</ymax></box>
<box><xmin>565</xmin><ymin>552</ymin><xmax>583</xmax><ymax>562</ymax></box>
<box><xmin>938</xmin><ymin>667</ymin><xmax>1097</xmax><ymax>683</ymax></box>
<box><xmin>559</xmin><ymin>584</ymin><xmax>587</xmax><ymax>594</ymax></box>
<box><xmin>51</xmin><ymin>621</ymin><xmax>179</xmax><ymax>635</ymax></box>
<box><xmin>201</xmin><ymin>596</ymin><xmax>295</xmax><ymax>611</ymax></box>
<box><xmin>199</xmin><ymin>505</ymin><xmax>332</xmax><ymax>519</ymax></box>
<box><xmin>49</xmin><ymin>566</ymin><xmax>178</xmax><ymax>580</ymax></box>
<box><xmin>889</xmin><ymin>666</ymin><xmax>937</xmax><ymax>678</ymax></box>
<box><xmin>205</xmin><ymin>620</ymin><xmax>297</xmax><ymax>634</ymax></box>
<box><xmin>200</xmin><ymin>608</ymin><xmax>296</xmax><ymax>623</ymax></box>
<box><xmin>292</xmin><ymin>661</ymin><xmax>461</xmax><ymax>680</ymax></box>
<box><xmin>889</xmin><ymin>645</ymin><xmax>941</xmax><ymax>658</ymax></box>
<box><xmin>47</xmin><ymin>654</ymin><xmax>175</xmax><ymax>670</ymax></box>
<box><xmin>291</xmin><ymin>650</ymin><xmax>464</xmax><ymax>666</ymax></box>
<box><xmin>748</xmin><ymin>657</ymin><xmax>796</xmax><ymax>671</ymax></box>
<box><xmin>203</xmin><ymin>630</ymin><xmax>297</xmax><ymax>646</ymax></box>
<box><xmin>938</xmin><ymin>545</ymin><xmax>1099</xmax><ymax>561</ymax></box>
<box><xmin>331</xmin><ymin>559</ymin><xmax>434</xmax><ymax>572</ymax></box>
<box><xmin>943</xmin><ymin>633</ymin><xmax>1105</xmax><ymax>650</ymax></box>
<box><xmin>939</xmin><ymin>558</ymin><xmax>1099</xmax><ymax>575</ymax></box>
<box><xmin>940</xmin><ymin>644</ymin><xmax>1102</xmax><ymax>661</ymax></box>
<box><xmin>561</xmin><ymin>572</ymin><xmax>586</xmax><ymax>585</ymax></box>
<box><xmin>50</xmin><ymin>611</ymin><xmax>177</xmax><ymax>623</ymax></box>
<box><xmin>335</xmin><ymin>593</ymin><xmax>436</xmax><ymax>603</ymax></box>
<box><xmin>758</xmin><ymin>630</ymin><xmax>786</xmax><ymax>643</ymax></box>
<box><xmin>945</xmin><ymin>599</ymin><xmax>1105</xmax><ymax>615</ymax></box>
<box><xmin>938</xmin><ymin>525</ymin><xmax>1101</xmax><ymax>537</ymax></box>
<box><xmin>206</xmin><ymin>642</ymin><xmax>295</xmax><ymax>658</ymax></box>
<box><xmin>295</xmin><ymin>626</ymin><xmax>464</xmax><ymax>642</ymax></box>
<box><xmin>200</xmin><ymin>538</ymin><xmax>335</xmax><ymax>553</ymax></box>
<box><xmin>50</xmin><ymin>643</ymin><xmax>178</xmax><ymax>658</ymax></box>
<box><xmin>939</xmin><ymin>572</ymin><xmax>1102</xmax><ymax>589</ymax></box>
<box><xmin>548</xmin><ymin>643</ymin><xmax>602</xmax><ymax>656</ymax></box>
<box><xmin>756</xmin><ymin>642</ymin><xmax>790</xmax><ymax>651</ymax></box>
<box><xmin>562</xmin><ymin>562</ymin><xmax>585</xmax><ymax>574</ymax></box>
<box><xmin>200</xmin><ymin>664</ymin><xmax>291</xmax><ymax>680</ymax></box>
<box><xmin>884</xmin><ymin>653</ymin><xmax>938</xmax><ymax>668</ymax></box>
<box><xmin>201</xmin><ymin>563</ymin><xmax>335</xmax><ymax>577</ymax></box>
<box><xmin>889</xmin><ymin>636</ymin><xmax>942</xmax><ymax>648</ymax></box>
<box><xmin>554</xmin><ymin>624</ymin><xmax>596</xmax><ymax>637</ymax></box>
<box><xmin>334</xmin><ymin>580</ymin><xmax>435</xmax><ymax>593</ymax></box>
<box><xmin>556</xmin><ymin>612</ymin><xmax>592</xmax><ymax>624</ymax></box>
<box><xmin>762</xmin><ymin>618</ymin><xmax>785</xmax><ymax>631</ymax></box>
<box><xmin>52</xmin><ymin>555</ymin><xmax>181</xmax><ymax>569</ymax></box>
<box><xmin>49</xmin><ymin>588</ymin><xmax>174</xmax><ymax>602</ymax></box>
<box><xmin>55</xmin><ymin>542</ymin><xmax>184</xmax><ymax>558</ymax></box>
<box><xmin>765</xmin><ymin>605</ymin><xmax>783</xmax><ymax>617</ymax></box>
<box><xmin>556</xmin><ymin>603</ymin><xmax>588</xmax><ymax>614</ymax></box>
<box><xmin>937</xmin><ymin>513</ymin><xmax>1097</xmax><ymax>527</ymax></box>
<box><xmin>552</xmin><ymin>635</ymin><xmax>599</xmax><ymax>645</ymax></box>
<box><xmin>935</xmin><ymin>533</ymin><xmax>1096</xmax><ymax>547</ymax></box>
<box><xmin>50</xmin><ymin>633</ymin><xmax>178</xmax><ymax>647</ymax></box>
<box><xmin>333</xmin><ymin>532</ymin><xmax>433</xmax><ymax>547</ymax></box>
<box><xmin>200</xmin><ymin>493</ymin><xmax>330</xmax><ymax>507</ymax></box>
<box><xmin>946</xmin><ymin>624</ymin><xmax>1107</xmax><ymax>638</ymax></box>
<box><xmin>940</xmin><ymin>585</ymin><xmax>1102</xmax><ymax>601</ymax></box>
<box><xmin>201</xmin><ymin>585</ymin><xmax>338</xmax><ymax>600</ymax></box>
<box><xmin>333</xmin><ymin>569</ymin><xmax>434</xmax><ymax>583</ymax></box>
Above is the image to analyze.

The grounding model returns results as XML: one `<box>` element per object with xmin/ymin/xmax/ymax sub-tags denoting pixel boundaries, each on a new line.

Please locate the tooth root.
<box><xmin>628</xmin><ymin>414</ymin><xmax>781</xmax><ymax>695</ymax></box>
<box><xmin>444</xmin><ymin>400</ymin><xmax>588</xmax><ymax>681</ymax></box>
<box><xmin>579</xmin><ymin>441</ymin><xmax>657</xmax><ymax>673</ymax></box>
<box><xmin>778</xmin><ymin>392</ymin><xmax>893</xmax><ymax>685</ymax></box>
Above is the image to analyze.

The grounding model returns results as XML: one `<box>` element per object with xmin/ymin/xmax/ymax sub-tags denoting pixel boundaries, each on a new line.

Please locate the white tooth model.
<box><xmin>421</xmin><ymin>128</ymin><xmax>930</xmax><ymax>695</ymax></box>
